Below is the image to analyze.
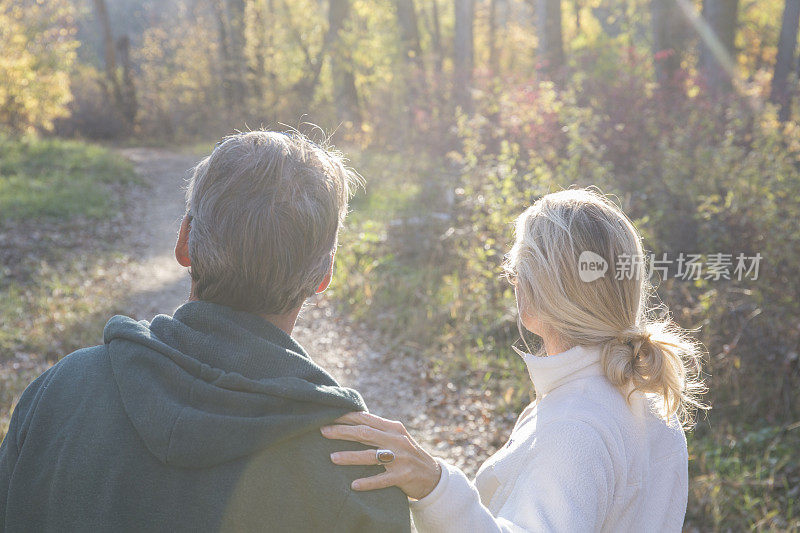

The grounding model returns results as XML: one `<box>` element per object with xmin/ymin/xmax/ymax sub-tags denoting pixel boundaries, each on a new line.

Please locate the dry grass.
<box><xmin>0</xmin><ymin>137</ymin><xmax>139</xmax><ymax>439</ymax></box>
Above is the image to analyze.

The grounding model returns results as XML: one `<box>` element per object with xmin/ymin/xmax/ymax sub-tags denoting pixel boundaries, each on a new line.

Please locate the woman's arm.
<box><xmin>411</xmin><ymin>419</ymin><xmax>615</xmax><ymax>532</ymax></box>
<box><xmin>322</xmin><ymin>414</ymin><xmax>614</xmax><ymax>533</ymax></box>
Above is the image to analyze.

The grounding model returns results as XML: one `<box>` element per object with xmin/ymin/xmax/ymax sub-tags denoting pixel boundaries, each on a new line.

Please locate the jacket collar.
<box><xmin>519</xmin><ymin>344</ymin><xmax>604</xmax><ymax>398</ymax></box>
<box><xmin>152</xmin><ymin>300</ymin><xmax>318</xmax><ymax>382</ymax></box>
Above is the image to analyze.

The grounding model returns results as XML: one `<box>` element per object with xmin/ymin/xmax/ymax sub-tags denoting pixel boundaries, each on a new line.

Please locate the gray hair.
<box><xmin>184</xmin><ymin>130</ymin><xmax>358</xmax><ymax>315</ymax></box>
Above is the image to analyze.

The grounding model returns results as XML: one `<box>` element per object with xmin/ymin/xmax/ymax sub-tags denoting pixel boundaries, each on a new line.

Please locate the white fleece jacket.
<box><xmin>410</xmin><ymin>344</ymin><xmax>688</xmax><ymax>532</ymax></box>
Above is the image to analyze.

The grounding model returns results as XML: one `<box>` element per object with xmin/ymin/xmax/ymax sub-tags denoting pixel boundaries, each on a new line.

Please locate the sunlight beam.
<box><xmin>674</xmin><ymin>0</ymin><xmax>741</xmax><ymax>90</ymax></box>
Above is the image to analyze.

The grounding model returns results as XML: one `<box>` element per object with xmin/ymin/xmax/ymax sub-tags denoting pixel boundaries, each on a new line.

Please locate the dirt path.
<box><xmin>119</xmin><ymin>148</ymin><xmax>510</xmax><ymax>479</ymax></box>
<box><xmin>118</xmin><ymin>148</ymin><xmax>196</xmax><ymax>320</ymax></box>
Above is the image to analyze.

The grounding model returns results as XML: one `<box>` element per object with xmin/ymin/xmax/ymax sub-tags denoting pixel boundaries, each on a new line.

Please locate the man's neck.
<box><xmin>187</xmin><ymin>283</ymin><xmax>301</xmax><ymax>336</ymax></box>
<box><xmin>261</xmin><ymin>308</ymin><xmax>301</xmax><ymax>336</ymax></box>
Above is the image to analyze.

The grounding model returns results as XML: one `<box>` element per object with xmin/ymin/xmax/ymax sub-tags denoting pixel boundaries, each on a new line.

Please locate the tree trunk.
<box><xmin>489</xmin><ymin>0</ymin><xmax>508</xmax><ymax>71</ymax></box>
<box><xmin>210</xmin><ymin>0</ymin><xmax>235</xmax><ymax>108</ymax></box>
<box><xmin>420</xmin><ymin>1</ymin><xmax>446</xmax><ymax>136</ymax></box>
<box><xmin>651</xmin><ymin>0</ymin><xmax>687</xmax><ymax>92</ymax></box>
<box><xmin>115</xmin><ymin>35</ymin><xmax>138</xmax><ymax>130</ymax></box>
<box><xmin>535</xmin><ymin>0</ymin><xmax>564</xmax><ymax>77</ymax></box>
<box><xmin>431</xmin><ymin>0</ymin><xmax>444</xmax><ymax>74</ymax></box>
<box><xmin>394</xmin><ymin>0</ymin><xmax>424</xmax><ymax>68</ymax></box>
<box><xmin>250</xmin><ymin>2</ymin><xmax>266</xmax><ymax>101</ymax></box>
<box><xmin>700</xmin><ymin>0</ymin><xmax>739</xmax><ymax>94</ymax></box>
<box><xmin>489</xmin><ymin>0</ymin><xmax>498</xmax><ymax>70</ymax></box>
<box><xmin>771</xmin><ymin>0</ymin><xmax>800</xmax><ymax>121</ymax></box>
<box><xmin>453</xmin><ymin>0</ymin><xmax>475</xmax><ymax>111</ymax></box>
<box><xmin>226</xmin><ymin>0</ymin><xmax>249</xmax><ymax>105</ymax></box>
<box><xmin>329</xmin><ymin>0</ymin><xmax>361</xmax><ymax>127</ymax></box>
<box><xmin>92</xmin><ymin>0</ymin><xmax>122</xmax><ymax>110</ymax></box>
<box><xmin>394</xmin><ymin>0</ymin><xmax>427</xmax><ymax>135</ymax></box>
<box><xmin>265</xmin><ymin>0</ymin><xmax>278</xmax><ymax>87</ymax></box>
<box><xmin>93</xmin><ymin>0</ymin><xmax>139</xmax><ymax>133</ymax></box>
<box><xmin>393</xmin><ymin>0</ymin><xmax>426</xmax><ymax>88</ymax></box>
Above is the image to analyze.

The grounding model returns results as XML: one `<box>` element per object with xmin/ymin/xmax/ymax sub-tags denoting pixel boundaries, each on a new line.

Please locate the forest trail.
<box><xmin>119</xmin><ymin>148</ymin><xmax>507</xmax><ymax>479</ymax></box>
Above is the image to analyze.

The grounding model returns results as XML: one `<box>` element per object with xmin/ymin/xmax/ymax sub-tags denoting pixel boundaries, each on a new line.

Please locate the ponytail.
<box><xmin>601</xmin><ymin>320</ymin><xmax>707</xmax><ymax>427</ymax></box>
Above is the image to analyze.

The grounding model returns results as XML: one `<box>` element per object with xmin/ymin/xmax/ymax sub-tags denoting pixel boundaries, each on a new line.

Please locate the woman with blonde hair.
<box><xmin>322</xmin><ymin>187</ymin><xmax>706</xmax><ymax>532</ymax></box>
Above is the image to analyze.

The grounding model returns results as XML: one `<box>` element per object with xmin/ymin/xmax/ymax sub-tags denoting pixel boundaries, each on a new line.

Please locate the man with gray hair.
<box><xmin>0</xmin><ymin>130</ymin><xmax>411</xmax><ymax>532</ymax></box>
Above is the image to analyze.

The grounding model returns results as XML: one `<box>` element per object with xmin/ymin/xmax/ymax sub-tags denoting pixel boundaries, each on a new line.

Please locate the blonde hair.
<box><xmin>504</xmin><ymin>188</ymin><xmax>706</xmax><ymax>427</ymax></box>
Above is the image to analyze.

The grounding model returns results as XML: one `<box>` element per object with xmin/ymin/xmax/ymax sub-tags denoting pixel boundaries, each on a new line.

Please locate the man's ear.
<box><xmin>316</xmin><ymin>252</ymin><xmax>335</xmax><ymax>294</ymax></box>
<box><xmin>175</xmin><ymin>215</ymin><xmax>192</xmax><ymax>268</ymax></box>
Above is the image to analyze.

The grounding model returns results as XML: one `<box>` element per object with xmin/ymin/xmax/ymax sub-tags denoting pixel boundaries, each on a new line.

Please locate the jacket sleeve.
<box><xmin>332</xmin><ymin>484</ymin><xmax>411</xmax><ymax>533</ymax></box>
<box><xmin>410</xmin><ymin>420</ymin><xmax>614</xmax><ymax>533</ymax></box>
<box><xmin>0</xmin><ymin>366</ymin><xmax>56</xmax><ymax>529</ymax></box>
<box><xmin>0</xmin><ymin>413</ymin><xmax>19</xmax><ymax>529</ymax></box>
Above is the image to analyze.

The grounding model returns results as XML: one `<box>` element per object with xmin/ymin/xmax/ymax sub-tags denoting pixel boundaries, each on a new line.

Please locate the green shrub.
<box><xmin>688</xmin><ymin>423</ymin><xmax>800</xmax><ymax>530</ymax></box>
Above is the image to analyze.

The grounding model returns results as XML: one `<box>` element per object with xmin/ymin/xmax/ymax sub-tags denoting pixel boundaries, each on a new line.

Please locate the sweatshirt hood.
<box><xmin>103</xmin><ymin>301</ymin><xmax>366</xmax><ymax>468</ymax></box>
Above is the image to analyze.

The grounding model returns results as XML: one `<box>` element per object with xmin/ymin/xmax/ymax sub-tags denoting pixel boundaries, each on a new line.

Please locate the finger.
<box><xmin>320</xmin><ymin>424</ymin><xmax>396</xmax><ymax>448</ymax></box>
<box><xmin>333</xmin><ymin>412</ymin><xmax>406</xmax><ymax>434</ymax></box>
<box><xmin>351</xmin><ymin>472</ymin><xmax>397</xmax><ymax>492</ymax></box>
<box><xmin>332</xmin><ymin>412</ymin><xmax>378</xmax><ymax>427</ymax></box>
<box><xmin>330</xmin><ymin>449</ymin><xmax>384</xmax><ymax>466</ymax></box>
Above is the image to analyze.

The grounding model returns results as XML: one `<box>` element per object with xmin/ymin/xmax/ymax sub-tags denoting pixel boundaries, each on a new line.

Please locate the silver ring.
<box><xmin>376</xmin><ymin>449</ymin><xmax>395</xmax><ymax>464</ymax></box>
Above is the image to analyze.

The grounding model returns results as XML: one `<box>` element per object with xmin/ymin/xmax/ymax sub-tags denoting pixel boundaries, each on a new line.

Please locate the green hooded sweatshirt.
<box><xmin>0</xmin><ymin>301</ymin><xmax>410</xmax><ymax>532</ymax></box>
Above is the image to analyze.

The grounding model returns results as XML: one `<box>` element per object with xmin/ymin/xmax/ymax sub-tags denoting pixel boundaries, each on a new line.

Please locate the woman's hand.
<box><xmin>321</xmin><ymin>412</ymin><xmax>442</xmax><ymax>500</ymax></box>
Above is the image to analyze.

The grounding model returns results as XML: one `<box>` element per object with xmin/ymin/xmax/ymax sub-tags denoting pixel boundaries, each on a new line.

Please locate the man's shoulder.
<box><xmin>26</xmin><ymin>345</ymin><xmax>115</xmax><ymax>415</ymax></box>
<box><xmin>303</xmin><ymin>429</ymin><xmax>410</xmax><ymax>530</ymax></box>
<box><xmin>224</xmin><ymin>428</ymin><xmax>410</xmax><ymax>532</ymax></box>
<box><xmin>38</xmin><ymin>344</ymin><xmax>111</xmax><ymax>395</ymax></box>
<box><xmin>274</xmin><ymin>428</ymin><xmax>407</xmax><ymax>499</ymax></box>
<box><xmin>15</xmin><ymin>343</ymin><xmax>105</xmax><ymax>397</ymax></box>
<box><xmin>4</xmin><ymin>345</ymin><xmax>109</xmax><ymax>449</ymax></box>
<box><xmin>57</xmin><ymin>342</ymin><xmax>107</xmax><ymax>366</ymax></box>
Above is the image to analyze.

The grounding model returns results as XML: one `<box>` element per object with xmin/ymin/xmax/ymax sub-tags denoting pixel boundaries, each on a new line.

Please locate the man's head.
<box><xmin>175</xmin><ymin>130</ymin><xmax>358</xmax><ymax>315</ymax></box>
